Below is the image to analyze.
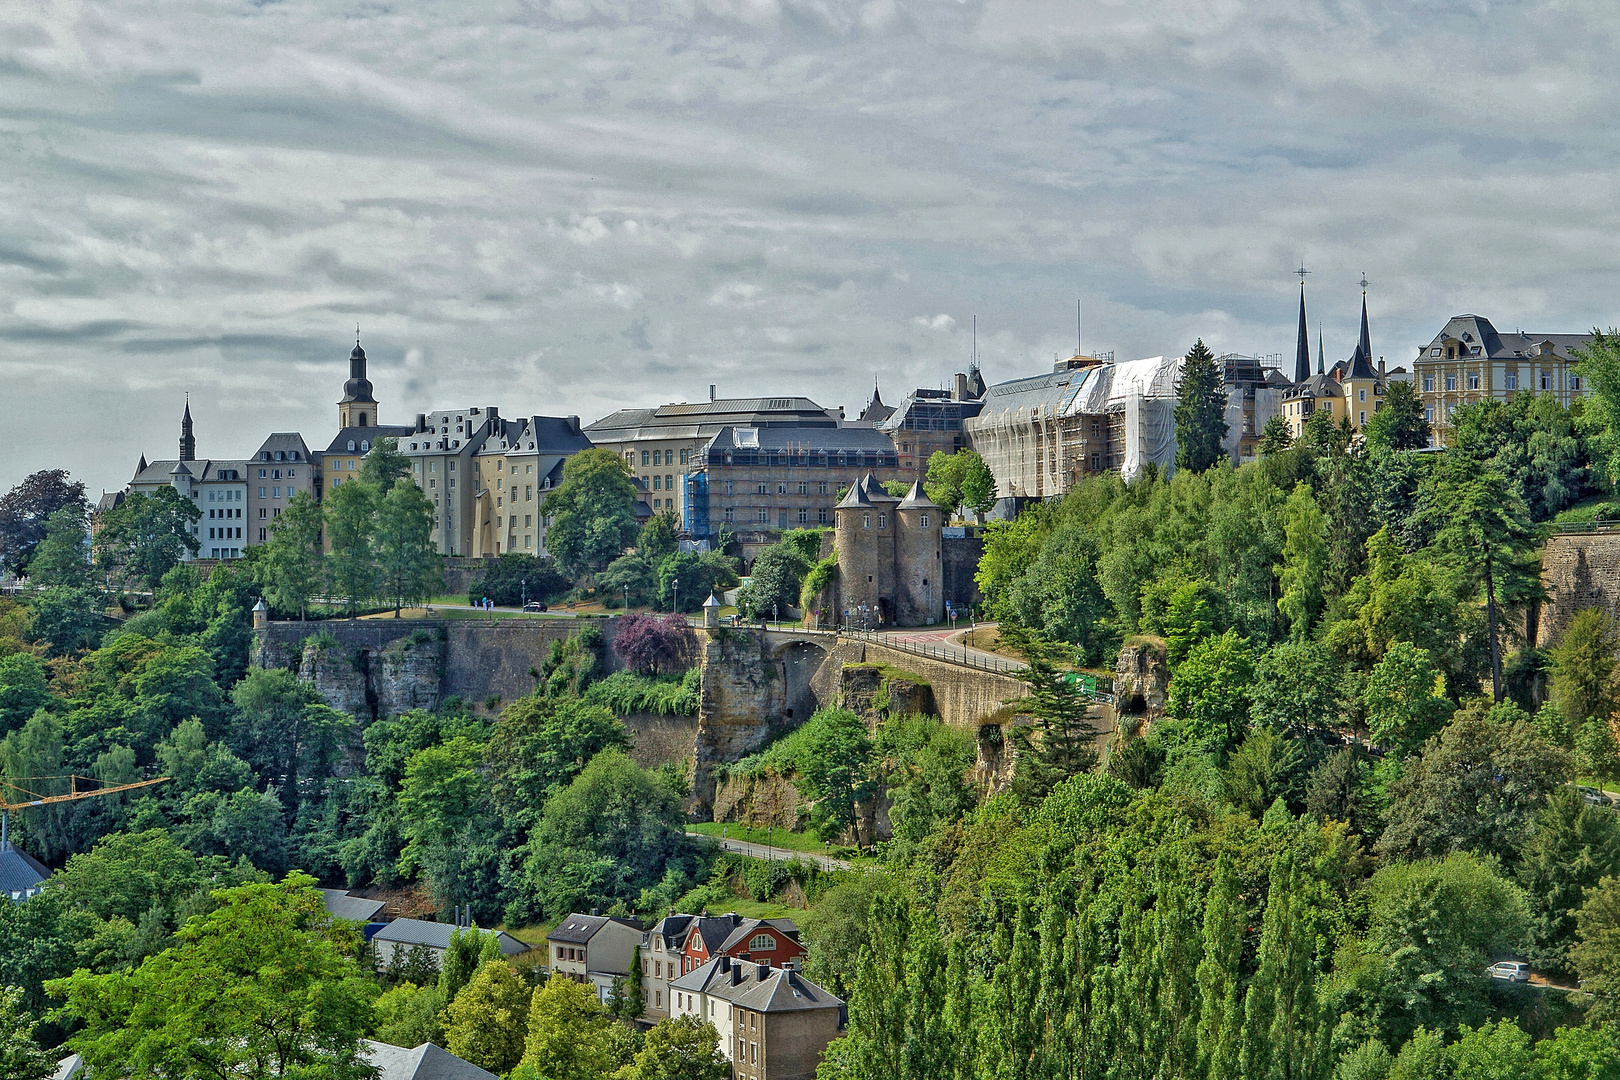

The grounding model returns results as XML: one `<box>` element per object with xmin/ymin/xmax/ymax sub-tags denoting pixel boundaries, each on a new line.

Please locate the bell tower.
<box><xmin>338</xmin><ymin>331</ymin><xmax>379</xmax><ymax>429</ymax></box>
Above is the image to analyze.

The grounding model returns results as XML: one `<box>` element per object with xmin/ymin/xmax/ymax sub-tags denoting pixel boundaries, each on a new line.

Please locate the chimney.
<box><xmin>954</xmin><ymin>372</ymin><xmax>970</xmax><ymax>400</ymax></box>
<box><xmin>1379</xmin><ymin>357</ymin><xmax>1386</xmax><ymax>375</ymax></box>
<box><xmin>591</xmin><ymin>907</ymin><xmax>600</xmax><ymax>917</ymax></box>
<box><xmin>568</xmin><ymin>415</ymin><xmax>581</xmax><ymax>434</ymax></box>
<box><xmin>719</xmin><ymin>956</ymin><xmax>731</xmax><ymax>973</ymax></box>
<box><xmin>757</xmin><ymin>961</ymin><xmax>770</xmax><ymax>981</ymax></box>
<box><xmin>710</xmin><ymin>384</ymin><xmax>716</xmax><ymax>402</ymax></box>
<box><xmin>416</xmin><ymin>413</ymin><xmax>427</xmax><ymax>433</ymax></box>
<box><xmin>731</xmin><ymin>963</ymin><xmax>742</xmax><ymax>985</ymax></box>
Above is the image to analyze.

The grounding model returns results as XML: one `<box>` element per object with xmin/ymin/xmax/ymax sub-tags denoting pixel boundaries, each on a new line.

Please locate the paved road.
<box><xmin>686</xmin><ymin>830</ymin><xmax>852</xmax><ymax>872</ymax></box>
<box><xmin>868</xmin><ymin>624</ymin><xmax>1025</xmax><ymax>672</ymax></box>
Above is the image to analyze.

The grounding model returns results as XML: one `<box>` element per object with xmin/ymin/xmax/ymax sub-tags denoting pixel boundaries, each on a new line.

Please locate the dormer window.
<box><xmin>361</xmin><ymin>441</ymin><xmax>370</xmax><ymax>452</ymax></box>
<box><xmin>276</xmin><ymin>451</ymin><xmax>285</xmax><ymax>461</ymax></box>
<box><xmin>347</xmin><ymin>440</ymin><xmax>356</xmax><ymax>452</ymax></box>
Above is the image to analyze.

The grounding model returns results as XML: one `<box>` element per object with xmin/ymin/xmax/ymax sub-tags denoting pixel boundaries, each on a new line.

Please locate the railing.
<box><xmin>838</xmin><ymin>627</ymin><xmax>1028</xmax><ymax>676</ymax></box>
<box><xmin>1549</xmin><ymin>519</ymin><xmax>1620</xmax><ymax>535</ymax></box>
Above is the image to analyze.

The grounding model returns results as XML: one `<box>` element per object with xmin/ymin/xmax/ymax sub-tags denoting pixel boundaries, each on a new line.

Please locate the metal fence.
<box><xmin>1550</xmin><ymin>519</ymin><xmax>1620</xmax><ymax>535</ymax></box>
<box><xmin>838</xmin><ymin>627</ymin><xmax>1028</xmax><ymax>675</ymax></box>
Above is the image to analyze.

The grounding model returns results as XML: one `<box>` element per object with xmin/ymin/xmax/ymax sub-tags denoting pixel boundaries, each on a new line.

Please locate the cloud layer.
<box><xmin>4</xmin><ymin>0</ymin><xmax>1620</xmax><ymax>493</ymax></box>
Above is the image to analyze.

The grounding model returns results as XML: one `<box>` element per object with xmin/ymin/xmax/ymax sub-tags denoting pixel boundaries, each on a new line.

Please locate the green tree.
<box><xmin>1196</xmin><ymin>857</ymin><xmax>1244</xmax><ymax>1080</ymax></box>
<box><xmin>486</xmin><ymin>696</ymin><xmax>628</xmax><ymax>827</ymax></box>
<box><xmin>1250</xmin><ymin>639</ymin><xmax>1340</xmax><ymax>736</ymax></box>
<box><xmin>1447</xmin><ymin>1020</ymin><xmax>1535</xmax><ymax>1080</ymax></box>
<box><xmin>1418</xmin><ymin>455</ymin><xmax>1541</xmax><ymax>701</ymax></box>
<box><xmin>613</xmin><ymin>1014</ymin><xmax>729</xmax><ymax>1080</ymax></box>
<box><xmin>924</xmin><ymin>449</ymin><xmax>995</xmax><ymax>517</ymax></box>
<box><xmin>610</xmin><ymin>948</ymin><xmax>644</xmax><ymax>1021</ymax></box>
<box><xmin>516</xmin><ymin>975</ymin><xmax>617</xmax><ymax>1080</ymax></box>
<box><xmin>1002</xmin><ymin>519</ymin><xmax>1109</xmax><ymax>661</ymax></box>
<box><xmin>260</xmin><ymin>490</ymin><xmax>325</xmax><ymax>620</ymax></box>
<box><xmin>1378</xmin><ymin>706</ymin><xmax>1570</xmax><ymax>862</ymax></box>
<box><xmin>230</xmin><ymin>667</ymin><xmax>349</xmax><ymax>816</ymax></box>
<box><xmin>1174</xmin><ymin>339</ymin><xmax>1229</xmax><ymax>473</ymax></box>
<box><xmin>787</xmin><ymin>709</ymin><xmax>876</xmax><ymax>843</ymax></box>
<box><xmin>0</xmin><ymin>710</ymin><xmax>69</xmax><ymax>861</ymax></box>
<box><xmin>27</xmin><ymin>586</ymin><xmax>107</xmax><ymax>657</ymax></box>
<box><xmin>638</xmin><ymin>511</ymin><xmax>681</xmax><ymax>566</ymax></box>
<box><xmin>736</xmin><ymin>540</ymin><xmax>812</xmax><ymax>621</ymax></box>
<box><xmin>1239</xmin><ymin>852</ymin><xmax>1324</xmax><ymax>1080</ymax></box>
<box><xmin>443</xmin><ymin>960</ymin><xmax>532</xmax><ymax>1075</ymax></box>
<box><xmin>28</xmin><ymin>506</ymin><xmax>94</xmax><ymax>589</ymax></box>
<box><xmin>654</xmin><ymin>551</ymin><xmax>738</xmax><ymax>614</ymax></box>
<box><xmin>440</xmin><ymin>927</ymin><xmax>495</xmax><ymax>1002</ymax></box>
<box><xmin>0</xmin><ymin>985</ymin><xmax>54</xmax><ymax>1080</ymax></box>
<box><xmin>324</xmin><ymin>478</ymin><xmax>379</xmax><ymax>617</ymax></box>
<box><xmin>1363</xmin><ymin>642</ymin><xmax>1454</xmax><ymax>757</ymax></box>
<box><xmin>94</xmin><ymin>488</ymin><xmax>201</xmax><ymax>591</ymax></box>
<box><xmin>372</xmin><ymin>982</ymin><xmax>444</xmax><ymax>1049</ymax></box>
<box><xmin>1223</xmin><ymin>729</ymin><xmax>1305</xmax><ymax>817</ymax></box>
<box><xmin>1535</xmin><ymin>1024</ymin><xmax>1620</xmax><ymax>1080</ymax></box>
<box><xmin>375</xmin><ymin>478</ymin><xmax>443</xmax><ymax>616</ymax></box>
<box><xmin>542</xmin><ymin>448</ymin><xmax>641</xmax><ymax>581</ymax></box>
<box><xmin>600</xmin><ymin>554</ymin><xmax>657</xmax><ymax>609</ymax></box>
<box><xmin>0</xmin><ymin>655</ymin><xmax>52</xmax><ymax>736</ymax></box>
<box><xmin>1517</xmin><ymin>785</ymin><xmax>1620</xmax><ymax>978</ymax></box>
<box><xmin>1575</xmin><ymin>328</ymin><xmax>1620</xmax><ymax>488</ymax></box>
<box><xmin>973</xmin><ymin>512</ymin><xmax>1044</xmax><ymax>618</ymax></box>
<box><xmin>396</xmin><ymin>737</ymin><xmax>489</xmax><ymax>909</ymax></box>
<box><xmin>359</xmin><ymin>437</ymin><xmax>412</xmax><ymax>490</ymax></box>
<box><xmin>0</xmin><ymin>469</ymin><xmax>88</xmax><ymax>576</ymax></box>
<box><xmin>1258</xmin><ymin>413</ymin><xmax>1294</xmax><ymax>456</ymax></box>
<box><xmin>49</xmin><ymin>873</ymin><xmax>377</xmax><ymax>1080</ymax></box>
<box><xmin>1278</xmin><ymin>482</ymin><xmax>1329</xmax><ymax>638</ymax></box>
<box><xmin>1363</xmin><ymin>380</ymin><xmax>1431</xmax><ymax>452</ymax></box>
<box><xmin>1574</xmin><ymin>873</ymin><xmax>1620</xmax><ymax>1023</ymax></box>
<box><xmin>1549</xmin><ymin>607</ymin><xmax>1619</xmax><ymax>732</ymax></box>
<box><xmin>1000</xmin><ymin>623</ymin><xmax>1100</xmax><ymax>804</ymax></box>
<box><xmin>1166</xmin><ymin>629</ymin><xmax>1255</xmax><ymax>754</ymax></box>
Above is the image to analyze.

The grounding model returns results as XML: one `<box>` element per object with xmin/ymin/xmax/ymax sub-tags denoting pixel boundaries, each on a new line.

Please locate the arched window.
<box><xmin>748</xmin><ymin>933</ymin><xmax>774</xmax><ymax>951</ymax></box>
<box><xmin>347</xmin><ymin>440</ymin><xmax>356</xmax><ymax>452</ymax></box>
<box><xmin>361</xmin><ymin>441</ymin><xmax>370</xmax><ymax>452</ymax></box>
<box><xmin>359</xmin><ymin>413</ymin><xmax>368</xmax><ymax>427</ymax></box>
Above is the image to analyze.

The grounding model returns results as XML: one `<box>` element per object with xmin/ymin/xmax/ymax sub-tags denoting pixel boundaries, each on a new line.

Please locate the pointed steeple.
<box><xmin>1293</xmin><ymin>284</ymin><xmax>1310</xmax><ymax>384</ymax></box>
<box><xmin>1347</xmin><ymin>280</ymin><xmax>1377</xmax><ymax>380</ymax></box>
<box><xmin>134</xmin><ymin>454</ymin><xmax>148</xmax><ymax>479</ymax></box>
<box><xmin>1317</xmin><ymin>331</ymin><xmax>1325</xmax><ymax>375</ymax></box>
<box><xmin>179</xmin><ymin>395</ymin><xmax>196</xmax><ymax>462</ymax></box>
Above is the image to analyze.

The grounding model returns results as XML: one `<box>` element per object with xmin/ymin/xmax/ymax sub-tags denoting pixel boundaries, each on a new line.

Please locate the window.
<box><xmin>680</xmin><ymin>449</ymin><xmax>690</xmax><ymax>465</ymax></box>
<box><xmin>1572</xmin><ymin>375</ymin><xmax>1584</xmax><ymax>391</ymax></box>
<box><xmin>642</xmin><ymin>451</ymin><xmax>651</xmax><ymax>466</ymax></box>
<box><xmin>749</xmin><ymin>933</ymin><xmax>774</xmax><ymax>951</ymax></box>
<box><xmin>666</xmin><ymin>475</ymin><xmax>674</xmax><ymax>490</ymax></box>
<box><xmin>259</xmin><ymin>528</ymin><xmax>266</xmax><ymax>541</ymax></box>
<box><xmin>272</xmin><ymin>487</ymin><xmax>281</xmax><ymax>498</ymax></box>
<box><xmin>1422</xmin><ymin>375</ymin><xmax>1433</xmax><ymax>393</ymax></box>
<box><xmin>725</xmin><ymin>508</ymin><xmax>734</xmax><ymax>522</ymax></box>
<box><xmin>258</xmin><ymin>508</ymin><xmax>266</xmax><ymax>518</ymax></box>
<box><xmin>723</xmin><ymin>480</ymin><xmax>734</xmax><ymax>496</ymax></box>
<box><xmin>1505</xmin><ymin>371</ymin><xmax>1518</xmax><ymax>391</ymax></box>
<box><xmin>777</xmin><ymin>483</ymin><xmax>786</xmax><ymax>494</ymax></box>
<box><xmin>525</xmin><ymin>515</ymin><xmax>532</xmax><ymax>528</ymax></box>
<box><xmin>258</xmin><ymin>487</ymin><xmax>266</xmax><ymax>498</ymax></box>
<box><xmin>1359</xmin><ymin>411</ymin><xmax>1367</xmax><ymax>425</ymax></box>
<box><xmin>757</xmin><ymin>483</ymin><xmax>768</xmax><ymax>495</ymax></box>
<box><xmin>817</xmin><ymin>508</ymin><xmax>828</xmax><ymax>524</ymax></box>
<box><xmin>1542</xmin><ymin>372</ymin><xmax>1553</xmax><ymax>390</ymax></box>
<box><xmin>524</xmin><ymin>535</ymin><xmax>531</xmax><ymax>548</ymax></box>
<box><xmin>626</xmin><ymin>451</ymin><xmax>634</xmax><ymax>466</ymax></box>
<box><xmin>818</xmin><ymin>481</ymin><xmax>828</xmax><ymax>495</ymax></box>
<box><xmin>878</xmin><ymin>513</ymin><xmax>887</xmax><ymax>529</ymax></box>
<box><xmin>1358</xmin><ymin>388</ymin><xmax>1366</xmax><ymax>401</ymax></box>
<box><xmin>525</xmin><ymin>485</ymin><xmax>532</xmax><ymax>500</ymax></box>
<box><xmin>756</xmin><ymin>508</ymin><xmax>768</xmax><ymax>523</ymax></box>
<box><xmin>653</xmin><ymin>476</ymin><xmax>661</xmax><ymax>490</ymax></box>
<box><xmin>272</xmin><ymin>469</ymin><xmax>281</xmax><ymax>479</ymax></box>
<box><xmin>921</xmin><ymin>513</ymin><xmax>930</xmax><ymax>527</ymax></box>
<box><xmin>1467</xmin><ymin>374</ymin><xmax>1480</xmax><ymax>390</ymax></box>
<box><xmin>797</xmin><ymin>508</ymin><xmax>808</xmax><ymax>524</ymax></box>
<box><xmin>1430</xmin><ymin>347</ymin><xmax>1442</xmax><ymax>357</ymax></box>
<box><xmin>1445</xmin><ymin>375</ymin><xmax>1456</xmax><ymax>391</ymax></box>
<box><xmin>863</xmin><ymin>513</ymin><xmax>870</xmax><ymax>528</ymax></box>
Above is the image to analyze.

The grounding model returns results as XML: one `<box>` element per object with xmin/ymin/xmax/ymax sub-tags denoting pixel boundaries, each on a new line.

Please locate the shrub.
<box><xmin>612</xmin><ymin>614</ymin><xmax>698</xmax><ymax>675</ymax></box>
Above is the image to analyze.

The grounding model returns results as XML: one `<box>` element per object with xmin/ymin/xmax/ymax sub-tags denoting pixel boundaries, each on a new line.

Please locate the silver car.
<box><xmin>1487</xmin><ymin>961</ymin><xmax>1530</xmax><ymax>983</ymax></box>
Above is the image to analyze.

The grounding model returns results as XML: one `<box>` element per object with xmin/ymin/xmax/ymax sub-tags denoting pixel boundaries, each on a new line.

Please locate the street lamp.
<box><xmin>623</xmin><ymin>584</ymin><xmax>629</xmax><ymax>612</ymax></box>
<box><xmin>773</xmin><ymin>603</ymin><xmax>778</xmax><ymax>629</ymax></box>
<box><xmin>521</xmin><ymin>578</ymin><xmax>527</xmax><ymax>608</ymax></box>
<box><xmin>672</xmin><ymin>578</ymin><xmax>679</xmax><ymax>616</ymax></box>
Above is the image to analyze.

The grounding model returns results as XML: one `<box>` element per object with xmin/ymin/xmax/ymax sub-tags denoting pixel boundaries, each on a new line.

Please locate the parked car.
<box><xmin>1487</xmin><ymin>961</ymin><xmax>1530</xmax><ymax>983</ymax></box>
<box><xmin>522</xmin><ymin>601</ymin><xmax>547</xmax><ymax>612</ymax></box>
<box><xmin>1579</xmin><ymin>786</ymin><xmax>1614</xmax><ymax>808</ymax></box>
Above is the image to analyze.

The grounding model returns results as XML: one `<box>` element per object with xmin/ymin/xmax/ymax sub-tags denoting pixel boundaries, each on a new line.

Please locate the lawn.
<box><xmin>687</xmin><ymin>822</ymin><xmax>860</xmax><ymax>859</ymax></box>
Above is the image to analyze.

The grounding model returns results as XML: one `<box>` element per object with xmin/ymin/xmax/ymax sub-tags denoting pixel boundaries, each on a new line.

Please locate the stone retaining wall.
<box><xmin>1539</xmin><ymin>533</ymin><xmax>1620</xmax><ymax>646</ymax></box>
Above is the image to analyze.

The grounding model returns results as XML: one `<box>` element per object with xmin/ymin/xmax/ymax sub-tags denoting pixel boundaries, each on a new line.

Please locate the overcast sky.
<box><xmin>5</xmin><ymin>0</ymin><xmax>1619</xmax><ymax>495</ymax></box>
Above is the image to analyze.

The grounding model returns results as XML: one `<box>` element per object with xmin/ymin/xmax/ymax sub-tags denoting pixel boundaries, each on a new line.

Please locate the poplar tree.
<box><xmin>1175</xmin><ymin>339</ymin><xmax>1230</xmax><ymax>473</ymax></box>
<box><xmin>1198</xmin><ymin>857</ymin><xmax>1244</xmax><ymax>1080</ymax></box>
<box><xmin>1240</xmin><ymin>852</ymin><xmax>1325</xmax><ymax>1080</ymax></box>
<box><xmin>262</xmin><ymin>490</ymin><xmax>324</xmax><ymax>619</ymax></box>
<box><xmin>375</xmin><ymin>477</ymin><xmax>442</xmax><ymax>617</ymax></box>
<box><xmin>324</xmin><ymin>478</ymin><xmax>379</xmax><ymax>617</ymax></box>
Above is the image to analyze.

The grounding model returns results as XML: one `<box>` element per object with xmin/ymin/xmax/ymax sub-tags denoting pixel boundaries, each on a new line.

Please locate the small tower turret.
<box><xmin>179</xmin><ymin>397</ymin><xmax>196</xmax><ymax>462</ymax></box>
<box><xmin>338</xmin><ymin>332</ymin><xmax>380</xmax><ymax>429</ymax></box>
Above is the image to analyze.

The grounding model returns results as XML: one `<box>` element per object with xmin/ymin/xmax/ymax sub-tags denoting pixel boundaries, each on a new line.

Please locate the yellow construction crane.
<box><xmin>1</xmin><ymin>774</ymin><xmax>170</xmax><ymax>847</ymax></box>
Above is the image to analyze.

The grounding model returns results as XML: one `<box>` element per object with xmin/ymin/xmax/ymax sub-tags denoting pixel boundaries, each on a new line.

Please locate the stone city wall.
<box><xmin>1538</xmin><ymin>532</ymin><xmax>1620</xmax><ymax>646</ymax></box>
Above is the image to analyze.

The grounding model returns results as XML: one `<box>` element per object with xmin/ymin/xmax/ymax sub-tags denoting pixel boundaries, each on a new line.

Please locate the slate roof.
<box><xmin>323</xmin><ymin>426</ymin><xmax>415</xmax><ymax>456</ymax></box>
<box><xmin>1416</xmin><ymin>315</ymin><xmax>1592</xmax><ymax>364</ymax></box>
<box><xmin>858</xmin><ymin>473</ymin><xmax>899</xmax><ymax>503</ymax></box>
<box><xmin>319</xmin><ymin>888</ymin><xmax>386</xmax><ymax>923</ymax></box>
<box><xmin>716</xmin><ymin>917</ymin><xmax>801</xmax><ymax>954</ymax></box>
<box><xmin>362</xmin><ymin>1042</ymin><xmax>497</xmax><ymax>1080</ymax></box>
<box><xmin>370</xmin><ymin>919</ymin><xmax>529</xmax><ymax>955</ymax></box>
<box><xmin>131</xmin><ymin>459</ymin><xmax>251</xmax><ymax>486</ymax></box>
<box><xmin>251</xmin><ymin>433</ymin><xmax>314</xmax><ymax>464</ymax></box>
<box><xmin>670</xmin><ymin>956</ymin><xmax>841</xmax><ymax>1014</ymax></box>
<box><xmin>51</xmin><ymin>1054</ymin><xmax>83</xmax><ymax>1080</ymax></box>
<box><xmin>897</xmin><ymin>481</ymin><xmax>938</xmax><ymax>510</ymax></box>
<box><xmin>585</xmin><ymin>397</ymin><xmax>841</xmax><ymax>445</ymax></box>
<box><xmin>649</xmin><ymin>914</ymin><xmax>698</xmax><ymax>951</ymax></box>
<box><xmin>0</xmin><ymin>841</ymin><xmax>49</xmax><ymax>898</ymax></box>
<box><xmin>702</xmin><ymin>425</ymin><xmax>897</xmax><ymax>455</ymax></box>
<box><xmin>1284</xmin><ymin>373</ymin><xmax>1341</xmax><ymax>401</ymax></box>
<box><xmin>856</xmin><ymin>385</ymin><xmax>895</xmax><ymax>425</ymax></box>
<box><xmin>547</xmin><ymin>912</ymin><xmax>641</xmax><ymax>945</ymax></box>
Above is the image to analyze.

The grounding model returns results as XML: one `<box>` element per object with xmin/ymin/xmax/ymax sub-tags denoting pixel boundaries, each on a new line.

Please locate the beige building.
<box><xmin>669</xmin><ymin>956</ymin><xmax>843</xmax><ymax>1080</ymax></box>
<box><xmin>1413</xmin><ymin>314</ymin><xmax>1591</xmax><ymax>433</ymax></box>
<box><xmin>546</xmin><ymin>913</ymin><xmax>643</xmax><ymax>1004</ymax></box>
<box><xmin>469</xmin><ymin>415</ymin><xmax>593</xmax><ymax>557</ymax></box>
<box><xmin>398</xmin><ymin>407</ymin><xmax>501</xmax><ymax>556</ymax></box>
<box><xmin>320</xmin><ymin>340</ymin><xmax>414</xmax><ymax>508</ymax></box>
<box><xmin>1281</xmin><ymin>293</ymin><xmax>1386</xmax><ymax>439</ymax></box>
<box><xmin>249</xmin><ymin>433</ymin><xmax>317</xmax><ymax>545</ymax></box>
<box><xmin>584</xmin><ymin>392</ymin><xmax>845</xmax><ymax>519</ymax></box>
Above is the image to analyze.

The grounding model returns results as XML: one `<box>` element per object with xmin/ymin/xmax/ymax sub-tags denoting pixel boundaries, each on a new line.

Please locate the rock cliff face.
<box><xmin>839</xmin><ymin>663</ymin><xmax>936</xmax><ymax>726</ymax></box>
<box><xmin>691</xmin><ymin>629</ymin><xmax>791</xmax><ymax>812</ymax></box>
<box><xmin>294</xmin><ymin>633</ymin><xmax>442</xmax><ymax>722</ymax></box>
<box><xmin>713</xmin><ymin>771</ymin><xmax>807</xmax><ymax>830</ymax></box>
<box><xmin>1113</xmin><ymin>638</ymin><xmax>1169</xmax><ymax>734</ymax></box>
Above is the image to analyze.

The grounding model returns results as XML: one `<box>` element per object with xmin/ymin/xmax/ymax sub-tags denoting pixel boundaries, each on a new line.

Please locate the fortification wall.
<box><xmin>252</xmin><ymin>615</ymin><xmax>623</xmax><ymax>718</ymax></box>
<box><xmin>1538</xmin><ymin>533</ymin><xmax>1620</xmax><ymax>646</ymax></box>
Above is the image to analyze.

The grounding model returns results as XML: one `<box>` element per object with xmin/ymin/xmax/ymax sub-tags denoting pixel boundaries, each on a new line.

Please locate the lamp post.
<box><xmin>672</xmin><ymin>578</ymin><xmax>679</xmax><ymax>616</ymax></box>
<box><xmin>521</xmin><ymin>578</ymin><xmax>527</xmax><ymax>609</ymax></box>
<box><xmin>773</xmin><ymin>603</ymin><xmax>778</xmax><ymax>629</ymax></box>
<box><xmin>623</xmin><ymin>584</ymin><xmax>629</xmax><ymax>612</ymax></box>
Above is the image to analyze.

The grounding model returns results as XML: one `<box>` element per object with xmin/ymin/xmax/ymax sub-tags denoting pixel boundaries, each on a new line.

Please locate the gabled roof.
<box><xmin>834</xmin><ymin>482</ymin><xmax>874</xmax><ymax>510</ymax></box>
<box><xmin>319</xmin><ymin>889</ymin><xmax>386</xmax><ymax>923</ymax></box>
<box><xmin>671</xmin><ymin>956</ymin><xmax>841</xmax><ymax>1013</ymax></box>
<box><xmin>716</xmin><ymin>917</ymin><xmax>801</xmax><ymax>954</ymax></box>
<box><xmin>650</xmin><ymin>914</ymin><xmax>697</xmax><ymax>950</ymax></box>
<box><xmin>370</xmin><ymin>919</ymin><xmax>529</xmax><ymax>955</ymax></box>
<box><xmin>0</xmin><ymin>842</ymin><xmax>48</xmax><ymax>897</ymax></box>
<box><xmin>362</xmin><ymin>1042</ymin><xmax>497</xmax><ymax>1080</ymax></box>
<box><xmin>547</xmin><ymin>912</ymin><xmax>641</xmax><ymax>944</ymax></box>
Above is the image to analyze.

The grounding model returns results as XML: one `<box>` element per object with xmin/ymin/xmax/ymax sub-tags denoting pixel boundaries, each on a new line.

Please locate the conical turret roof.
<box><xmin>835</xmin><ymin>480</ymin><xmax>875</xmax><ymax>509</ymax></box>
<box><xmin>1293</xmin><ymin>285</ymin><xmax>1311</xmax><ymax>384</ymax></box>
<box><xmin>861</xmin><ymin>472</ymin><xmax>899</xmax><ymax>503</ymax></box>
<box><xmin>1347</xmin><ymin>292</ymin><xmax>1377</xmax><ymax>380</ymax></box>
<box><xmin>898</xmin><ymin>480</ymin><xmax>938</xmax><ymax>510</ymax></box>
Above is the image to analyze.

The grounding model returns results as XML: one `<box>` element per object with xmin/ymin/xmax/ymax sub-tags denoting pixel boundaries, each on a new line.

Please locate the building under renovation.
<box><xmin>963</xmin><ymin>352</ymin><xmax>1184</xmax><ymax>509</ymax></box>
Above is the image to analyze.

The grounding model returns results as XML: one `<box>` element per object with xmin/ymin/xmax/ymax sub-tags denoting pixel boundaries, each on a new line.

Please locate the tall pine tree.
<box><xmin>1175</xmin><ymin>339</ymin><xmax>1230</xmax><ymax>473</ymax></box>
<box><xmin>1198</xmin><ymin>856</ymin><xmax>1245</xmax><ymax>1080</ymax></box>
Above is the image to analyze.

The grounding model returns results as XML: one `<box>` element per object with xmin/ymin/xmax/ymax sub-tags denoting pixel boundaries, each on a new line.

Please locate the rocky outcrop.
<box><xmin>971</xmin><ymin>722</ymin><xmax>1016</xmax><ymax>797</ymax></box>
<box><xmin>691</xmin><ymin>628</ymin><xmax>802</xmax><ymax>813</ymax></box>
<box><xmin>840</xmin><ymin>663</ymin><xmax>936</xmax><ymax>726</ymax></box>
<box><xmin>713</xmin><ymin>770</ymin><xmax>808</xmax><ymax>830</ymax></box>
<box><xmin>1113</xmin><ymin>637</ymin><xmax>1169</xmax><ymax>734</ymax></box>
<box><xmin>295</xmin><ymin>632</ymin><xmax>442</xmax><ymax>722</ymax></box>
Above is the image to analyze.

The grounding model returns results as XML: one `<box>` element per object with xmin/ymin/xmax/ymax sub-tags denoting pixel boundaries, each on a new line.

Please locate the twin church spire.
<box><xmin>1291</xmin><ymin>268</ymin><xmax>1373</xmax><ymax>384</ymax></box>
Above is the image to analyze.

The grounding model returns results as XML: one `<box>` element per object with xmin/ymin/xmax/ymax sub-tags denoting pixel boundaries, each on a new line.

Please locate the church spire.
<box><xmin>179</xmin><ymin>395</ymin><xmax>195</xmax><ymax>462</ymax></box>
<box><xmin>1293</xmin><ymin>274</ymin><xmax>1311</xmax><ymax>384</ymax></box>
<box><xmin>1347</xmin><ymin>276</ymin><xmax>1377</xmax><ymax>380</ymax></box>
<box><xmin>1318</xmin><ymin>330</ymin><xmax>1325</xmax><ymax>375</ymax></box>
